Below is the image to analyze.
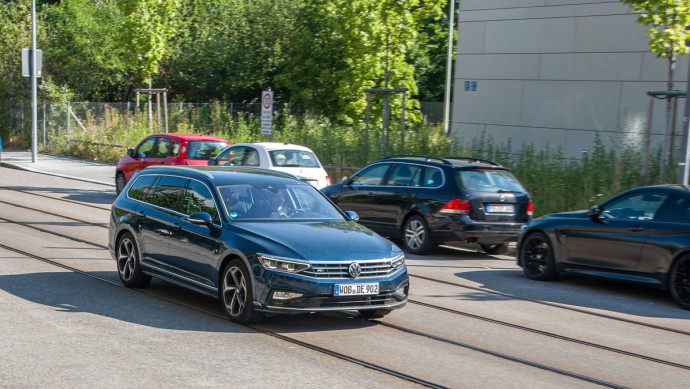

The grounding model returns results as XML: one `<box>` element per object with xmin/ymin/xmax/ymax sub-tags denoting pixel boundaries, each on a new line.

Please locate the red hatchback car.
<box><xmin>115</xmin><ymin>133</ymin><xmax>229</xmax><ymax>194</ymax></box>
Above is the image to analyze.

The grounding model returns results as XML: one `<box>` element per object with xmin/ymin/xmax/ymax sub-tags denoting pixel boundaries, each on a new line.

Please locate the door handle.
<box><xmin>172</xmin><ymin>222</ymin><xmax>181</xmax><ymax>230</ymax></box>
<box><xmin>629</xmin><ymin>226</ymin><xmax>644</xmax><ymax>232</ymax></box>
<box><xmin>138</xmin><ymin>211</ymin><xmax>146</xmax><ymax>217</ymax></box>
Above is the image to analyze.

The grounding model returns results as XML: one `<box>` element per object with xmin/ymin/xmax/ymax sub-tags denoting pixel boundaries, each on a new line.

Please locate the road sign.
<box><xmin>261</xmin><ymin>90</ymin><xmax>273</xmax><ymax>135</ymax></box>
<box><xmin>22</xmin><ymin>48</ymin><xmax>42</xmax><ymax>78</ymax></box>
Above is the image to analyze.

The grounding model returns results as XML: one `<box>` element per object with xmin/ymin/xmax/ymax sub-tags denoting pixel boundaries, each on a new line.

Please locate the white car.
<box><xmin>208</xmin><ymin>142</ymin><xmax>332</xmax><ymax>189</ymax></box>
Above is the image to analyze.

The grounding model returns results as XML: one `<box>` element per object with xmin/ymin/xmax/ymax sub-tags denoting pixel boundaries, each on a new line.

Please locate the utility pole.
<box><xmin>31</xmin><ymin>0</ymin><xmax>38</xmax><ymax>163</ymax></box>
<box><xmin>680</xmin><ymin>60</ymin><xmax>690</xmax><ymax>185</ymax></box>
<box><xmin>443</xmin><ymin>0</ymin><xmax>457</xmax><ymax>134</ymax></box>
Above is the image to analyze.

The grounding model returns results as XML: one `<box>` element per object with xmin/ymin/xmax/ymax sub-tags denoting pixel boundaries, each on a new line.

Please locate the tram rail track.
<box><xmin>2</xmin><ymin>200</ymin><xmax>690</xmax><ymax>387</ymax></box>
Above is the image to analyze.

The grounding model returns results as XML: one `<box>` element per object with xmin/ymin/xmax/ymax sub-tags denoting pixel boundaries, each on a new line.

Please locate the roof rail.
<box><xmin>444</xmin><ymin>157</ymin><xmax>501</xmax><ymax>166</ymax></box>
<box><xmin>383</xmin><ymin>155</ymin><xmax>452</xmax><ymax>165</ymax></box>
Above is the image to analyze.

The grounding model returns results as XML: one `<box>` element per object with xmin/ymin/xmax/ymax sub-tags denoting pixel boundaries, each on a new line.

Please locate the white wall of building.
<box><xmin>452</xmin><ymin>0</ymin><xmax>689</xmax><ymax>156</ymax></box>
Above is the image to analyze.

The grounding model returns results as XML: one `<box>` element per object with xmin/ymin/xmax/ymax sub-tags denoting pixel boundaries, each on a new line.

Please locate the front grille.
<box><xmin>301</xmin><ymin>261</ymin><xmax>396</xmax><ymax>278</ymax></box>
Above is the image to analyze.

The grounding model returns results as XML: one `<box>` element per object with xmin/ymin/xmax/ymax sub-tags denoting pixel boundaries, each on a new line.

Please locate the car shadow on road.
<box><xmin>457</xmin><ymin>268</ymin><xmax>690</xmax><ymax>320</ymax></box>
<box><xmin>4</xmin><ymin>185</ymin><xmax>116</xmax><ymax>205</ymax></box>
<box><xmin>0</xmin><ymin>270</ymin><xmax>382</xmax><ymax>333</ymax></box>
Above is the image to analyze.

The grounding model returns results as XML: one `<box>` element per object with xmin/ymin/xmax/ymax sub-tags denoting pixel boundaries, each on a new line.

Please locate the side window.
<box><xmin>245</xmin><ymin>148</ymin><xmax>260</xmax><ymax>166</ymax></box>
<box><xmin>423</xmin><ymin>167</ymin><xmax>444</xmax><ymax>188</ymax></box>
<box><xmin>603</xmin><ymin>192</ymin><xmax>668</xmax><ymax>220</ymax></box>
<box><xmin>387</xmin><ymin>164</ymin><xmax>423</xmax><ymax>186</ymax></box>
<box><xmin>149</xmin><ymin>176</ymin><xmax>188</xmax><ymax>213</ymax></box>
<box><xmin>217</xmin><ymin>147</ymin><xmax>248</xmax><ymax>166</ymax></box>
<box><xmin>153</xmin><ymin>138</ymin><xmax>175</xmax><ymax>158</ymax></box>
<box><xmin>654</xmin><ymin>196</ymin><xmax>690</xmax><ymax>222</ymax></box>
<box><xmin>135</xmin><ymin>137</ymin><xmax>157</xmax><ymax>158</ymax></box>
<box><xmin>183</xmin><ymin>180</ymin><xmax>220</xmax><ymax>224</ymax></box>
<box><xmin>128</xmin><ymin>175</ymin><xmax>158</xmax><ymax>200</ymax></box>
<box><xmin>351</xmin><ymin>163</ymin><xmax>390</xmax><ymax>185</ymax></box>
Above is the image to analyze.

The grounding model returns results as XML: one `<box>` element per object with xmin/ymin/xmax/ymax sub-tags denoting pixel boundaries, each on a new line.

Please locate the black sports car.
<box><xmin>517</xmin><ymin>185</ymin><xmax>690</xmax><ymax>310</ymax></box>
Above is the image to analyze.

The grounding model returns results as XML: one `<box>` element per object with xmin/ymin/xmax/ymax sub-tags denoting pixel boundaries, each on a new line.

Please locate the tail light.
<box><xmin>326</xmin><ymin>176</ymin><xmax>332</xmax><ymax>185</ymax></box>
<box><xmin>527</xmin><ymin>201</ymin><xmax>534</xmax><ymax>217</ymax></box>
<box><xmin>441</xmin><ymin>198</ymin><xmax>470</xmax><ymax>215</ymax></box>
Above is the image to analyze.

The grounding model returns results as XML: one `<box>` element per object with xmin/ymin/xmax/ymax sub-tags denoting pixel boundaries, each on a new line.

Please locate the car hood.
<box><xmin>228</xmin><ymin>220</ymin><xmax>397</xmax><ymax>261</ymax></box>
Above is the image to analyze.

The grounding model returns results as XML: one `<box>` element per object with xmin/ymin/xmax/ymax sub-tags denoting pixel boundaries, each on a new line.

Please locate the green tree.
<box><xmin>118</xmin><ymin>0</ymin><xmax>182</xmax><ymax>88</ymax></box>
<box><xmin>621</xmin><ymin>0</ymin><xmax>690</xmax><ymax>92</ymax></box>
<box><xmin>43</xmin><ymin>0</ymin><xmax>129</xmax><ymax>101</ymax></box>
<box><xmin>277</xmin><ymin>0</ymin><xmax>444</xmax><ymax>124</ymax></box>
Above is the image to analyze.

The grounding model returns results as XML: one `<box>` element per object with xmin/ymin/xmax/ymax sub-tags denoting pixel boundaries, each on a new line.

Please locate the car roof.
<box><xmin>138</xmin><ymin>165</ymin><xmax>304</xmax><ymax>185</ymax></box>
<box><xmin>148</xmin><ymin>133</ymin><xmax>229</xmax><ymax>142</ymax></box>
<box><xmin>381</xmin><ymin>155</ymin><xmax>504</xmax><ymax>169</ymax></box>
<box><xmin>232</xmin><ymin>142</ymin><xmax>315</xmax><ymax>152</ymax></box>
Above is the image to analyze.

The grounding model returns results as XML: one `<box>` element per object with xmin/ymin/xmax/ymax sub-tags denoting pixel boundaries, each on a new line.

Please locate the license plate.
<box><xmin>334</xmin><ymin>282</ymin><xmax>379</xmax><ymax>296</ymax></box>
<box><xmin>486</xmin><ymin>204</ymin><xmax>514</xmax><ymax>213</ymax></box>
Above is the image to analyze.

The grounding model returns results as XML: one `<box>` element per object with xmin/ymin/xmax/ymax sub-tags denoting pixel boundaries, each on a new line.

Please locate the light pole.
<box><xmin>679</xmin><ymin>56</ymin><xmax>690</xmax><ymax>185</ymax></box>
<box><xmin>443</xmin><ymin>0</ymin><xmax>457</xmax><ymax>135</ymax></box>
<box><xmin>31</xmin><ymin>0</ymin><xmax>38</xmax><ymax>163</ymax></box>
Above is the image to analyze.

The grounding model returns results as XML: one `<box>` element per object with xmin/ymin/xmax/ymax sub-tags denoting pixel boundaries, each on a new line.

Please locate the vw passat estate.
<box><xmin>108</xmin><ymin>165</ymin><xmax>408</xmax><ymax>323</ymax></box>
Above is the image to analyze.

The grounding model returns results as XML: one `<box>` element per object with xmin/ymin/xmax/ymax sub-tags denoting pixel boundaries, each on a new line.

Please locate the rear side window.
<box><xmin>128</xmin><ymin>175</ymin><xmax>157</xmax><ymax>200</ymax></box>
<box><xmin>186</xmin><ymin>141</ymin><xmax>228</xmax><ymax>160</ymax></box>
<box><xmin>149</xmin><ymin>176</ymin><xmax>188</xmax><ymax>213</ymax></box>
<box><xmin>458</xmin><ymin>169</ymin><xmax>526</xmax><ymax>193</ymax></box>
<box><xmin>183</xmin><ymin>180</ymin><xmax>220</xmax><ymax>224</ymax></box>
<box><xmin>387</xmin><ymin>164</ymin><xmax>423</xmax><ymax>187</ymax></box>
<box><xmin>270</xmin><ymin>150</ymin><xmax>320</xmax><ymax>167</ymax></box>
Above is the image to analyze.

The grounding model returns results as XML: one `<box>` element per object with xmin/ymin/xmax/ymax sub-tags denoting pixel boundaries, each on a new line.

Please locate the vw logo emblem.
<box><xmin>348</xmin><ymin>262</ymin><xmax>361</xmax><ymax>278</ymax></box>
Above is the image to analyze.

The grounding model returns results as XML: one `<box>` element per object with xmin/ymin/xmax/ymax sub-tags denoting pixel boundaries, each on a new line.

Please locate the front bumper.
<box><xmin>252</xmin><ymin>267</ymin><xmax>410</xmax><ymax>314</ymax></box>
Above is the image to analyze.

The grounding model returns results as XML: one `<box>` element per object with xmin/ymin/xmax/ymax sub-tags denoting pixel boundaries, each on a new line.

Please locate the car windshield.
<box><xmin>269</xmin><ymin>150</ymin><xmax>320</xmax><ymax>167</ymax></box>
<box><xmin>457</xmin><ymin>169</ymin><xmax>526</xmax><ymax>193</ymax></box>
<box><xmin>186</xmin><ymin>141</ymin><xmax>228</xmax><ymax>160</ymax></box>
<box><xmin>218</xmin><ymin>182</ymin><xmax>343</xmax><ymax>220</ymax></box>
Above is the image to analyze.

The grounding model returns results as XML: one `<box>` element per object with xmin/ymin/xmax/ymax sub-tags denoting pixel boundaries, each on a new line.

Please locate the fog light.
<box><xmin>395</xmin><ymin>286</ymin><xmax>408</xmax><ymax>297</ymax></box>
<box><xmin>272</xmin><ymin>290</ymin><xmax>304</xmax><ymax>300</ymax></box>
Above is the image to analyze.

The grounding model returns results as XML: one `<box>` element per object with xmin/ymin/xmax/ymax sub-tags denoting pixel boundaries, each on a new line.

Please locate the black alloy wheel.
<box><xmin>115</xmin><ymin>173</ymin><xmax>126</xmax><ymax>195</ymax></box>
<box><xmin>221</xmin><ymin>259</ymin><xmax>264</xmax><ymax>324</ymax></box>
<box><xmin>481</xmin><ymin>243</ymin><xmax>508</xmax><ymax>255</ymax></box>
<box><xmin>403</xmin><ymin>215</ymin><xmax>435</xmax><ymax>255</ymax></box>
<box><xmin>520</xmin><ymin>232</ymin><xmax>557</xmax><ymax>281</ymax></box>
<box><xmin>670</xmin><ymin>254</ymin><xmax>690</xmax><ymax>310</ymax></box>
<box><xmin>116</xmin><ymin>232</ymin><xmax>151</xmax><ymax>288</ymax></box>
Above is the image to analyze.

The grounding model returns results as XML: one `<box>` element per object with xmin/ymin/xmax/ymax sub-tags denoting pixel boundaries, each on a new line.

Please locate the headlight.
<box><xmin>390</xmin><ymin>244</ymin><xmax>405</xmax><ymax>269</ymax></box>
<box><xmin>258</xmin><ymin>254</ymin><xmax>311</xmax><ymax>273</ymax></box>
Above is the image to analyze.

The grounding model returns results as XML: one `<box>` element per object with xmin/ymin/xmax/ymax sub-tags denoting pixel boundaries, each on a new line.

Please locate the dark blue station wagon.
<box><xmin>108</xmin><ymin>166</ymin><xmax>409</xmax><ymax>324</ymax></box>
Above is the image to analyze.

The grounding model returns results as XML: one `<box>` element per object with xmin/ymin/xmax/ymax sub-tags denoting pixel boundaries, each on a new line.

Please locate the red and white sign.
<box><xmin>261</xmin><ymin>90</ymin><xmax>273</xmax><ymax>135</ymax></box>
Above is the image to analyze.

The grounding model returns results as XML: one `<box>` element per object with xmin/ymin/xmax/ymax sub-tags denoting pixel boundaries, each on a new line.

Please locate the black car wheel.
<box><xmin>481</xmin><ymin>243</ymin><xmax>508</xmax><ymax>255</ymax></box>
<box><xmin>221</xmin><ymin>259</ymin><xmax>264</xmax><ymax>324</ymax></box>
<box><xmin>403</xmin><ymin>215</ymin><xmax>435</xmax><ymax>255</ymax></box>
<box><xmin>520</xmin><ymin>232</ymin><xmax>557</xmax><ymax>281</ymax></box>
<box><xmin>115</xmin><ymin>172</ymin><xmax>126</xmax><ymax>195</ymax></box>
<box><xmin>116</xmin><ymin>232</ymin><xmax>151</xmax><ymax>288</ymax></box>
<box><xmin>670</xmin><ymin>254</ymin><xmax>690</xmax><ymax>310</ymax></box>
<box><xmin>358</xmin><ymin>309</ymin><xmax>392</xmax><ymax>319</ymax></box>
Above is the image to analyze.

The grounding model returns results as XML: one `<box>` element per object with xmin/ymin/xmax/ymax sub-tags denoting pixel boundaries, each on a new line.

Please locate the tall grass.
<box><xmin>13</xmin><ymin>102</ymin><xmax>668</xmax><ymax>217</ymax></box>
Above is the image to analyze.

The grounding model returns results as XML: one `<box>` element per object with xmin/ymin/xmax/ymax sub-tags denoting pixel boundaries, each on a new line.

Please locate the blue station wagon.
<box><xmin>108</xmin><ymin>166</ymin><xmax>409</xmax><ymax>323</ymax></box>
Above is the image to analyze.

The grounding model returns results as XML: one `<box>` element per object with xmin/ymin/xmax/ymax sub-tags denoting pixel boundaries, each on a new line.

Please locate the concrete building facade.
<box><xmin>451</xmin><ymin>0</ymin><xmax>690</xmax><ymax>156</ymax></box>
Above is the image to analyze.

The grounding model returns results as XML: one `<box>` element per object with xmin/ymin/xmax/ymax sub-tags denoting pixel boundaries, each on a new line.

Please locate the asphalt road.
<box><xmin>1</xmin><ymin>153</ymin><xmax>689</xmax><ymax>388</ymax></box>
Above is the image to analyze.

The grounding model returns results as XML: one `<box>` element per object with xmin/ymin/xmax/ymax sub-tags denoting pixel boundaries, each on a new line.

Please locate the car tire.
<box><xmin>221</xmin><ymin>259</ymin><xmax>264</xmax><ymax>324</ymax></box>
<box><xmin>115</xmin><ymin>172</ymin><xmax>126</xmax><ymax>195</ymax></box>
<box><xmin>481</xmin><ymin>243</ymin><xmax>508</xmax><ymax>255</ymax></box>
<box><xmin>403</xmin><ymin>215</ymin><xmax>435</xmax><ymax>255</ymax></box>
<box><xmin>358</xmin><ymin>309</ymin><xmax>392</xmax><ymax>319</ymax></box>
<box><xmin>519</xmin><ymin>232</ymin><xmax>558</xmax><ymax>281</ymax></box>
<box><xmin>669</xmin><ymin>254</ymin><xmax>690</xmax><ymax>310</ymax></box>
<box><xmin>116</xmin><ymin>232</ymin><xmax>151</xmax><ymax>288</ymax></box>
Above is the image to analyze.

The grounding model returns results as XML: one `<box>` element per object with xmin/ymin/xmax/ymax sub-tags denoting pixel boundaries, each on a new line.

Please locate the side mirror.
<box><xmin>344</xmin><ymin>210</ymin><xmax>359</xmax><ymax>222</ymax></box>
<box><xmin>207</xmin><ymin>158</ymin><xmax>218</xmax><ymax>166</ymax></box>
<box><xmin>587</xmin><ymin>205</ymin><xmax>603</xmax><ymax>220</ymax></box>
<box><xmin>340</xmin><ymin>176</ymin><xmax>349</xmax><ymax>184</ymax></box>
<box><xmin>188</xmin><ymin>212</ymin><xmax>214</xmax><ymax>227</ymax></box>
<box><xmin>127</xmin><ymin>148</ymin><xmax>135</xmax><ymax>157</ymax></box>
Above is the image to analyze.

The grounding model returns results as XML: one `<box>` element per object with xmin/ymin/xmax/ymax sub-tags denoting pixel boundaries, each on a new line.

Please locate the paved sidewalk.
<box><xmin>0</xmin><ymin>150</ymin><xmax>115</xmax><ymax>187</ymax></box>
